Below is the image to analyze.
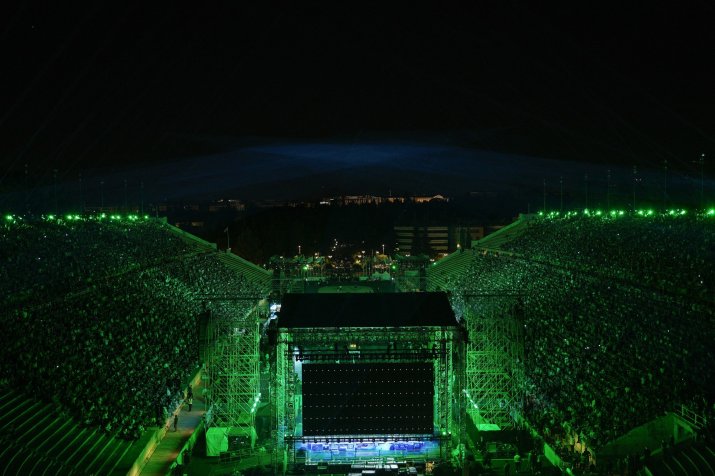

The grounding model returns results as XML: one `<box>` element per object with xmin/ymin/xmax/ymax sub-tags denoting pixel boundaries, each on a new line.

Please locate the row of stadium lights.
<box><xmin>3</xmin><ymin>213</ymin><xmax>152</xmax><ymax>223</ymax></box>
<box><xmin>6</xmin><ymin>209</ymin><xmax>713</xmax><ymax>223</ymax></box>
<box><xmin>538</xmin><ymin>208</ymin><xmax>715</xmax><ymax>219</ymax></box>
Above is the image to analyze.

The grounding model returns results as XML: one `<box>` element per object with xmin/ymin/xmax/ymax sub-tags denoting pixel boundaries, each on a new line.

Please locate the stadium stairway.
<box><xmin>426</xmin><ymin>249</ymin><xmax>475</xmax><ymax>291</ymax></box>
<box><xmin>165</xmin><ymin>221</ymin><xmax>272</xmax><ymax>292</ymax></box>
<box><xmin>0</xmin><ymin>387</ymin><xmax>137</xmax><ymax>475</ymax></box>
<box><xmin>645</xmin><ymin>442</ymin><xmax>715</xmax><ymax>476</ymax></box>
<box><xmin>473</xmin><ymin>215</ymin><xmax>530</xmax><ymax>250</ymax></box>
<box><xmin>216</xmin><ymin>252</ymin><xmax>272</xmax><ymax>291</ymax></box>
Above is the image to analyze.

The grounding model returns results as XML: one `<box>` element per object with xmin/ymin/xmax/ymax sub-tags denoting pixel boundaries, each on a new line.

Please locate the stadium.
<box><xmin>1</xmin><ymin>208</ymin><xmax>714</xmax><ymax>476</ymax></box>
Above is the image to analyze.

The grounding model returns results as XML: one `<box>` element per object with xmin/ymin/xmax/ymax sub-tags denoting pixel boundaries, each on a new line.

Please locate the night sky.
<box><xmin>2</xmin><ymin>2</ymin><xmax>714</xmax><ymax>193</ymax></box>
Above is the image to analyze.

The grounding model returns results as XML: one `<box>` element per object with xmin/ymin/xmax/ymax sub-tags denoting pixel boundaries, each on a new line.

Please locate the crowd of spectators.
<box><xmin>438</xmin><ymin>213</ymin><xmax>715</xmax><ymax>461</ymax></box>
<box><xmin>501</xmin><ymin>213</ymin><xmax>714</xmax><ymax>302</ymax></box>
<box><xmin>0</xmin><ymin>216</ymin><xmax>269</xmax><ymax>439</ymax></box>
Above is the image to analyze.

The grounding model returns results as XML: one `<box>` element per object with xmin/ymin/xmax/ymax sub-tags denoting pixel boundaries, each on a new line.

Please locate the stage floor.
<box><xmin>294</xmin><ymin>440</ymin><xmax>442</xmax><ymax>462</ymax></box>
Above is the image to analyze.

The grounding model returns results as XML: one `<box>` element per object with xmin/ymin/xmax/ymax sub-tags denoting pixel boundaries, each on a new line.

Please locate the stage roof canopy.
<box><xmin>278</xmin><ymin>292</ymin><xmax>456</xmax><ymax>329</ymax></box>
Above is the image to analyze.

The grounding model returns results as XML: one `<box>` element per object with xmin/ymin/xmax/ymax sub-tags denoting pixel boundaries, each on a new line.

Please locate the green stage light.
<box><xmin>707</xmin><ymin>209</ymin><xmax>715</xmax><ymax>216</ymax></box>
<box><xmin>4</xmin><ymin>214</ymin><xmax>13</xmax><ymax>221</ymax></box>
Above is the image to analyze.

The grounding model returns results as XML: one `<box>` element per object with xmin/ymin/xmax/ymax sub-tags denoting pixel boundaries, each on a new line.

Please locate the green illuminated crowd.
<box><xmin>0</xmin><ymin>216</ymin><xmax>267</xmax><ymax>439</ymax></box>
<box><xmin>444</xmin><ymin>211</ymin><xmax>714</xmax><ymax>467</ymax></box>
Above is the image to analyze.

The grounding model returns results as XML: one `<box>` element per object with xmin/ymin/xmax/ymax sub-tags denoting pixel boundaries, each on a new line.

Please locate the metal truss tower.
<box><xmin>205</xmin><ymin>299</ymin><xmax>261</xmax><ymax>431</ymax></box>
<box><xmin>463</xmin><ymin>294</ymin><xmax>524</xmax><ymax>430</ymax></box>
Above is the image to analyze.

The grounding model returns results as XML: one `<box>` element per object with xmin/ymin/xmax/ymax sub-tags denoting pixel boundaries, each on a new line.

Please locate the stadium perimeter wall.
<box><xmin>598</xmin><ymin>413</ymin><xmax>696</xmax><ymax>459</ymax></box>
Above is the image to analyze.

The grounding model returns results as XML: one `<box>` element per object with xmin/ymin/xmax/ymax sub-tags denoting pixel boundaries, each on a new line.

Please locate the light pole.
<box><xmin>663</xmin><ymin>160</ymin><xmax>668</xmax><ymax>209</ymax></box>
<box><xmin>584</xmin><ymin>173</ymin><xmax>589</xmax><ymax>210</ymax></box>
<box><xmin>79</xmin><ymin>172</ymin><xmax>84</xmax><ymax>213</ymax></box>
<box><xmin>632</xmin><ymin>166</ymin><xmax>637</xmax><ymax>211</ymax></box>
<box><xmin>53</xmin><ymin>169</ymin><xmax>58</xmax><ymax>214</ymax></box>
<box><xmin>699</xmin><ymin>153</ymin><xmax>705</xmax><ymax>209</ymax></box>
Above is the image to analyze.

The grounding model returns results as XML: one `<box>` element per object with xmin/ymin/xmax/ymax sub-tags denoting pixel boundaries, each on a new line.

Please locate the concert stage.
<box><xmin>272</xmin><ymin>292</ymin><xmax>466</xmax><ymax>466</ymax></box>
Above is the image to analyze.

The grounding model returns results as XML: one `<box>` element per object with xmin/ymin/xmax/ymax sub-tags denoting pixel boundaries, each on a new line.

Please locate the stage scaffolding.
<box><xmin>463</xmin><ymin>293</ymin><xmax>525</xmax><ymax>430</ymax></box>
<box><xmin>203</xmin><ymin>296</ymin><xmax>262</xmax><ymax>454</ymax></box>
<box><xmin>274</xmin><ymin>326</ymin><xmax>466</xmax><ymax>462</ymax></box>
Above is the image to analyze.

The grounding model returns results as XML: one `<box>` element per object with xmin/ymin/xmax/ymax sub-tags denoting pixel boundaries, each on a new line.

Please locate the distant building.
<box><xmin>340</xmin><ymin>195</ymin><xmax>383</xmax><ymax>205</ymax></box>
<box><xmin>394</xmin><ymin>224</ymin><xmax>485</xmax><ymax>256</ymax></box>
<box><xmin>208</xmin><ymin>199</ymin><xmax>245</xmax><ymax>212</ymax></box>
<box><xmin>411</xmin><ymin>194</ymin><xmax>449</xmax><ymax>204</ymax></box>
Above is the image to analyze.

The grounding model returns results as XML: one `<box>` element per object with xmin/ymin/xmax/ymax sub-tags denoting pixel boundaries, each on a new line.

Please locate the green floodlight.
<box><xmin>100</xmin><ymin>213</ymin><xmax>107</xmax><ymax>219</ymax></box>
<box><xmin>595</xmin><ymin>210</ymin><xmax>603</xmax><ymax>216</ymax></box>
<box><xmin>619</xmin><ymin>210</ymin><xmax>625</xmax><ymax>216</ymax></box>
<box><xmin>47</xmin><ymin>214</ymin><xmax>55</xmax><ymax>220</ymax></box>
<box><xmin>143</xmin><ymin>214</ymin><xmax>149</xmax><ymax>219</ymax></box>
<box><xmin>4</xmin><ymin>214</ymin><xmax>13</xmax><ymax>221</ymax></box>
<box><xmin>707</xmin><ymin>208</ymin><xmax>715</xmax><ymax>216</ymax></box>
<box><xmin>680</xmin><ymin>210</ymin><xmax>687</xmax><ymax>216</ymax></box>
<box><xmin>66</xmin><ymin>214</ymin><xmax>74</xmax><ymax>220</ymax></box>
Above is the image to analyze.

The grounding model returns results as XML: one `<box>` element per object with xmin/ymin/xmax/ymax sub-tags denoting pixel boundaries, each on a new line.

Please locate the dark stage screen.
<box><xmin>302</xmin><ymin>363</ymin><xmax>434</xmax><ymax>436</ymax></box>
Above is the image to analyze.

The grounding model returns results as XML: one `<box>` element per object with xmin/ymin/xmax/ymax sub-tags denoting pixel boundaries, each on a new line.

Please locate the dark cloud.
<box><xmin>1</xmin><ymin>2</ymin><xmax>714</xmax><ymax>182</ymax></box>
